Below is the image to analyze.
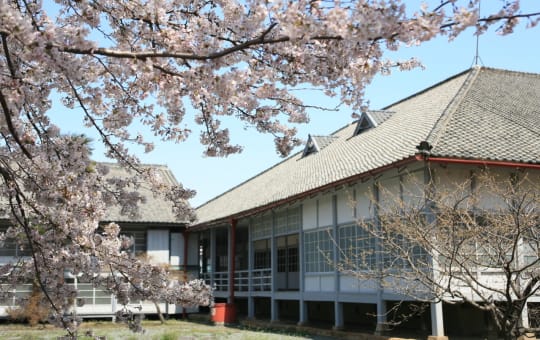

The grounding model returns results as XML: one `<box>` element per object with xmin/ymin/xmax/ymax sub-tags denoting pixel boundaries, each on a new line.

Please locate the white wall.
<box><xmin>340</xmin><ymin>275</ymin><xmax>378</xmax><ymax>293</ymax></box>
<box><xmin>302</xmin><ymin>192</ymin><xmax>335</xmax><ymax>229</ymax></box>
<box><xmin>305</xmin><ymin>274</ymin><xmax>335</xmax><ymax>292</ymax></box>
<box><xmin>431</xmin><ymin>164</ymin><xmax>531</xmax><ymax>210</ymax></box>
<box><xmin>147</xmin><ymin>229</ymin><xmax>170</xmax><ymax>265</ymax></box>
<box><xmin>170</xmin><ymin>232</ymin><xmax>184</xmax><ymax>267</ymax></box>
<box><xmin>401</xmin><ymin>169</ymin><xmax>424</xmax><ymax>211</ymax></box>
<box><xmin>302</xmin><ymin>198</ymin><xmax>317</xmax><ymax>230</ymax></box>
<box><xmin>336</xmin><ymin>188</ymin><xmax>355</xmax><ymax>224</ymax></box>
<box><xmin>355</xmin><ymin>181</ymin><xmax>374</xmax><ymax>220</ymax></box>
<box><xmin>474</xmin><ymin>167</ymin><xmax>514</xmax><ymax>210</ymax></box>
<box><xmin>298</xmin><ymin>165</ymin><xmax>540</xmax><ymax>299</ymax></box>
<box><xmin>318</xmin><ymin>193</ymin><xmax>333</xmax><ymax>227</ymax></box>
<box><xmin>378</xmin><ymin>171</ymin><xmax>401</xmax><ymax>214</ymax></box>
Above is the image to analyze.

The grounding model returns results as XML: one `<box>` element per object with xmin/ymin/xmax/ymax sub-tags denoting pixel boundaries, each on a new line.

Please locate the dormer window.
<box><xmin>353</xmin><ymin>113</ymin><xmax>375</xmax><ymax>136</ymax></box>
<box><xmin>302</xmin><ymin>134</ymin><xmax>337</xmax><ymax>157</ymax></box>
<box><xmin>353</xmin><ymin>110</ymin><xmax>394</xmax><ymax>137</ymax></box>
<box><xmin>303</xmin><ymin>135</ymin><xmax>319</xmax><ymax>157</ymax></box>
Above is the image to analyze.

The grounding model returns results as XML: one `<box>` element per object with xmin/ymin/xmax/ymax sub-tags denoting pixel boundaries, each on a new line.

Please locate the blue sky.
<box><xmin>48</xmin><ymin>1</ymin><xmax>540</xmax><ymax>208</ymax></box>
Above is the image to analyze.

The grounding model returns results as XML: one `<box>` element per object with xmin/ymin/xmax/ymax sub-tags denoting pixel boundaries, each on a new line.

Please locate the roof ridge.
<box><xmin>479</xmin><ymin>66</ymin><xmax>540</xmax><ymax>78</ymax></box>
<box><xmin>311</xmin><ymin>134</ymin><xmax>338</xmax><ymax>138</ymax></box>
<box><xmin>381</xmin><ymin>68</ymin><xmax>473</xmax><ymax>111</ymax></box>
<box><xmin>425</xmin><ymin>66</ymin><xmax>482</xmax><ymax>147</ymax></box>
<box><xmin>99</xmin><ymin>161</ymin><xmax>170</xmax><ymax>169</ymax></box>
<box><xmin>473</xmin><ymin>99</ymin><xmax>540</xmax><ymax>137</ymax></box>
<box><xmin>368</xmin><ymin>109</ymin><xmax>395</xmax><ymax>113</ymax></box>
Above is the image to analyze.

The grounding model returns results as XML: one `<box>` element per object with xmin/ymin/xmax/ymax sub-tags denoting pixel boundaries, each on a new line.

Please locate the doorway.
<box><xmin>276</xmin><ymin>234</ymin><xmax>299</xmax><ymax>290</ymax></box>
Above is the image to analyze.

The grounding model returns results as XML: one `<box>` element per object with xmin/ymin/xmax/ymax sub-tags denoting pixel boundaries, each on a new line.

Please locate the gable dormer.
<box><xmin>353</xmin><ymin>110</ymin><xmax>395</xmax><ymax>136</ymax></box>
<box><xmin>302</xmin><ymin>134</ymin><xmax>338</xmax><ymax>157</ymax></box>
<box><xmin>353</xmin><ymin>112</ymin><xmax>375</xmax><ymax>136</ymax></box>
<box><xmin>303</xmin><ymin>134</ymin><xmax>319</xmax><ymax>157</ymax></box>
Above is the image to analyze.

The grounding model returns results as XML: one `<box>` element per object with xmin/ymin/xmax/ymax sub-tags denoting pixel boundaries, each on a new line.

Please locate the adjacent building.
<box><xmin>0</xmin><ymin>163</ymin><xmax>199</xmax><ymax>318</ymax></box>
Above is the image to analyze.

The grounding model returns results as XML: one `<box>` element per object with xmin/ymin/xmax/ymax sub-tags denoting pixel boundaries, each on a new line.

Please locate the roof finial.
<box><xmin>473</xmin><ymin>0</ymin><xmax>484</xmax><ymax>67</ymax></box>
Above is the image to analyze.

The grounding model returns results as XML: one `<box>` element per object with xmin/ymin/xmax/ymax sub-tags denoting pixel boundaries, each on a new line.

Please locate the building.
<box><xmin>192</xmin><ymin>67</ymin><xmax>540</xmax><ymax>338</ymax></box>
<box><xmin>0</xmin><ymin>163</ymin><xmax>199</xmax><ymax>318</ymax></box>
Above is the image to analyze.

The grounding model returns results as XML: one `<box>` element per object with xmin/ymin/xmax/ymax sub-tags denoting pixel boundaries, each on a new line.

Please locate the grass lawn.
<box><xmin>0</xmin><ymin>319</ymin><xmax>322</xmax><ymax>340</ymax></box>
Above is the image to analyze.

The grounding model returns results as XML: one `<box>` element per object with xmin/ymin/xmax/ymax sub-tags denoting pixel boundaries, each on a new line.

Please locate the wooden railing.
<box><xmin>202</xmin><ymin>268</ymin><xmax>272</xmax><ymax>292</ymax></box>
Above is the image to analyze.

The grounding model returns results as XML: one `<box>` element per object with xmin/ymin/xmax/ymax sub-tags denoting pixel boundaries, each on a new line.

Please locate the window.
<box><xmin>215</xmin><ymin>229</ymin><xmax>228</xmax><ymax>272</ymax></box>
<box><xmin>288</xmin><ymin>207</ymin><xmax>301</xmax><ymax>231</ymax></box>
<box><xmin>522</xmin><ymin>241</ymin><xmax>539</xmax><ymax>266</ymax></box>
<box><xmin>382</xmin><ymin>231</ymin><xmax>429</xmax><ymax>269</ymax></box>
<box><xmin>277</xmin><ymin>234</ymin><xmax>298</xmax><ymax>273</ymax></box>
<box><xmin>352</xmin><ymin>114</ymin><xmax>374</xmax><ymax>136</ymax></box>
<box><xmin>275</xmin><ymin>207</ymin><xmax>301</xmax><ymax>235</ymax></box>
<box><xmin>0</xmin><ymin>227</ymin><xmax>31</xmax><ymax>257</ymax></box>
<box><xmin>275</xmin><ymin>212</ymin><xmax>287</xmax><ymax>236</ymax></box>
<box><xmin>119</xmin><ymin>229</ymin><xmax>147</xmax><ymax>257</ymax></box>
<box><xmin>339</xmin><ymin>223</ymin><xmax>376</xmax><ymax>270</ymax></box>
<box><xmin>353</xmin><ymin>111</ymin><xmax>394</xmax><ymax>137</ymax></box>
<box><xmin>304</xmin><ymin>229</ymin><xmax>333</xmax><ymax>272</ymax></box>
<box><xmin>302</xmin><ymin>135</ymin><xmax>319</xmax><ymax>157</ymax></box>
<box><xmin>302</xmin><ymin>135</ymin><xmax>338</xmax><ymax>157</ymax></box>
<box><xmin>254</xmin><ymin>239</ymin><xmax>270</xmax><ymax>269</ymax></box>
<box><xmin>252</xmin><ymin>214</ymin><xmax>272</xmax><ymax>240</ymax></box>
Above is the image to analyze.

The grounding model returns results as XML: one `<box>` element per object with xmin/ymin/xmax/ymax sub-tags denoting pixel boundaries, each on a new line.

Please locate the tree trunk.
<box><xmin>153</xmin><ymin>301</ymin><xmax>167</xmax><ymax>324</ymax></box>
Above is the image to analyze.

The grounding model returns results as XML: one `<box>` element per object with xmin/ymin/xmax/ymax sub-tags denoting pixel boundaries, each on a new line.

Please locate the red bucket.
<box><xmin>211</xmin><ymin>303</ymin><xmax>237</xmax><ymax>324</ymax></box>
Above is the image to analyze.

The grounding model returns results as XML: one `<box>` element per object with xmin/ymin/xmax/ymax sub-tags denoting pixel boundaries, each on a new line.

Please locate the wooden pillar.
<box><xmin>428</xmin><ymin>301</ymin><xmax>447</xmax><ymax>340</ymax></box>
<box><xmin>424</xmin><ymin>165</ymin><xmax>448</xmax><ymax>340</ymax></box>
<box><xmin>228</xmin><ymin>219</ymin><xmax>237</xmax><ymax>304</ymax></box>
<box><xmin>270</xmin><ymin>211</ymin><xmax>278</xmax><ymax>322</ymax></box>
<box><xmin>332</xmin><ymin>194</ymin><xmax>343</xmax><ymax>330</ymax></box>
<box><xmin>298</xmin><ymin>204</ymin><xmax>306</xmax><ymax>326</ymax></box>
<box><xmin>210</xmin><ymin>228</ymin><xmax>216</xmax><ymax>288</ymax></box>
<box><xmin>247</xmin><ymin>219</ymin><xmax>255</xmax><ymax>319</ymax></box>
<box><xmin>373</xmin><ymin>181</ymin><xmax>389</xmax><ymax>334</ymax></box>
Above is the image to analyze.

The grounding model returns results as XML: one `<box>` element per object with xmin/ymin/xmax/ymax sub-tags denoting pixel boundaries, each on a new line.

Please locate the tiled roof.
<box><xmin>312</xmin><ymin>135</ymin><xmax>339</xmax><ymax>150</ymax></box>
<box><xmin>194</xmin><ymin>67</ymin><xmax>540</xmax><ymax>226</ymax></box>
<box><xmin>303</xmin><ymin>135</ymin><xmax>338</xmax><ymax>156</ymax></box>
<box><xmin>0</xmin><ymin>163</ymin><xmax>185</xmax><ymax>225</ymax></box>
<box><xmin>367</xmin><ymin>110</ymin><xmax>395</xmax><ymax>126</ymax></box>
<box><xmin>426</xmin><ymin>68</ymin><xmax>540</xmax><ymax>163</ymax></box>
<box><xmin>101</xmin><ymin>163</ymin><xmax>185</xmax><ymax>224</ymax></box>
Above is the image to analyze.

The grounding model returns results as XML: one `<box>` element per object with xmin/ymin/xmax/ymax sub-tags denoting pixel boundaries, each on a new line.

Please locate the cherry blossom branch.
<box><xmin>51</xmin><ymin>22</ymin><xmax>283</xmax><ymax>61</ymax></box>
<box><xmin>1</xmin><ymin>33</ymin><xmax>17</xmax><ymax>78</ymax></box>
<box><xmin>0</xmin><ymin>90</ymin><xmax>33</xmax><ymax>160</ymax></box>
<box><xmin>64</xmin><ymin>77</ymin><xmax>140</xmax><ymax>170</ymax></box>
<box><xmin>0</xmin><ymin>34</ymin><xmax>33</xmax><ymax>160</ymax></box>
<box><xmin>441</xmin><ymin>11</ymin><xmax>540</xmax><ymax>29</ymax></box>
<box><xmin>32</xmin><ymin>10</ymin><xmax>538</xmax><ymax>64</ymax></box>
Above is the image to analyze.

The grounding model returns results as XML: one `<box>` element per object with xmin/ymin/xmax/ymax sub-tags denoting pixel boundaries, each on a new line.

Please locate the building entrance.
<box><xmin>276</xmin><ymin>234</ymin><xmax>299</xmax><ymax>290</ymax></box>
